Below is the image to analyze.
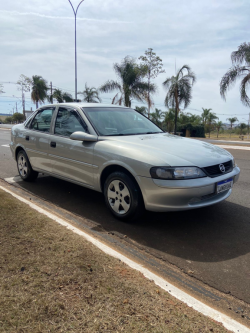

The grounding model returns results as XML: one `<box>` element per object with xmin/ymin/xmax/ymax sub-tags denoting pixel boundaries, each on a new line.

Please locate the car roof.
<box><xmin>45</xmin><ymin>103</ymin><xmax>130</xmax><ymax>109</ymax></box>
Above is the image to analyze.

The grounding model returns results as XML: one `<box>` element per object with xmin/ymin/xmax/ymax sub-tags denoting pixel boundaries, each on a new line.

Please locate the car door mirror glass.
<box><xmin>70</xmin><ymin>132</ymin><xmax>98</xmax><ymax>142</ymax></box>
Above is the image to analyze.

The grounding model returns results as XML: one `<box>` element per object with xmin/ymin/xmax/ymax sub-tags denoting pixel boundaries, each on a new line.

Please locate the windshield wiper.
<box><xmin>105</xmin><ymin>133</ymin><xmax>125</xmax><ymax>136</ymax></box>
<box><xmin>144</xmin><ymin>131</ymin><xmax>163</xmax><ymax>134</ymax></box>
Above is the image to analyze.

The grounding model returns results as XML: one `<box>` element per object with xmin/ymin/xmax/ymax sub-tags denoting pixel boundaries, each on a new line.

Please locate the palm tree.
<box><xmin>201</xmin><ymin>108</ymin><xmax>212</xmax><ymax>126</ymax></box>
<box><xmin>29</xmin><ymin>75</ymin><xmax>48</xmax><ymax>108</ymax></box>
<box><xmin>99</xmin><ymin>56</ymin><xmax>156</xmax><ymax>107</ymax></box>
<box><xmin>150</xmin><ymin>108</ymin><xmax>164</xmax><ymax>127</ymax></box>
<box><xmin>206</xmin><ymin>112</ymin><xmax>218</xmax><ymax>138</ymax></box>
<box><xmin>215</xmin><ymin>121</ymin><xmax>224</xmax><ymax>138</ymax></box>
<box><xmin>227</xmin><ymin>117</ymin><xmax>238</xmax><ymax>138</ymax></box>
<box><xmin>163</xmin><ymin>109</ymin><xmax>175</xmax><ymax>132</ymax></box>
<box><xmin>135</xmin><ymin>106</ymin><xmax>148</xmax><ymax>116</ymax></box>
<box><xmin>220</xmin><ymin>42</ymin><xmax>250</xmax><ymax>106</ymax></box>
<box><xmin>78</xmin><ymin>83</ymin><xmax>102</xmax><ymax>103</ymax></box>
<box><xmin>62</xmin><ymin>92</ymin><xmax>74</xmax><ymax>102</ymax></box>
<box><xmin>163</xmin><ymin>65</ymin><xmax>196</xmax><ymax>135</ymax></box>
<box><xmin>53</xmin><ymin>89</ymin><xmax>64</xmax><ymax>103</ymax></box>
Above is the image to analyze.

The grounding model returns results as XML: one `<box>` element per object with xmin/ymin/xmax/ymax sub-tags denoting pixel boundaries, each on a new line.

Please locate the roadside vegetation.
<box><xmin>0</xmin><ymin>188</ymin><xmax>230</xmax><ymax>333</ymax></box>
<box><xmin>1</xmin><ymin>44</ymin><xmax>250</xmax><ymax>137</ymax></box>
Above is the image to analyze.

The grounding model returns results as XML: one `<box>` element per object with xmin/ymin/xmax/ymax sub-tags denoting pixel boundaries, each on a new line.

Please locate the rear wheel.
<box><xmin>17</xmin><ymin>150</ymin><xmax>38</xmax><ymax>182</ymax></box>
<box><xmin>104</xmin><ymin>171</ymin><xmax>144</xmax><ymax>222</ymax></box>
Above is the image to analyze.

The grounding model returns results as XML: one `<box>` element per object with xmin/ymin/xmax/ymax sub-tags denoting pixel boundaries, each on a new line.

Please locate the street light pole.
<box><xmin>67</xmin><ymin>0</ymin><xmax>84</xmax><ymax>102</ymax></box>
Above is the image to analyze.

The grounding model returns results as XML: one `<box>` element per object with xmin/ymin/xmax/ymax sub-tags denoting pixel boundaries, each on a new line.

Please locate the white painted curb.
<box><xmin>0</xmin><ymin>185</ymin><xmax>249</xmax><ymax>333</ymax></box>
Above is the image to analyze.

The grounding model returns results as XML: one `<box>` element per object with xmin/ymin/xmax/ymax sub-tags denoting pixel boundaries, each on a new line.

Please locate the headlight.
<box><xmin>150</xmin><ymin>166</ymin><xmax>206</xmax><ymax>180</ymax></box>
<box><xmin>232</xmin><ymin>158</ymin><xmax>236</xmax><ymax>168</ymax></box>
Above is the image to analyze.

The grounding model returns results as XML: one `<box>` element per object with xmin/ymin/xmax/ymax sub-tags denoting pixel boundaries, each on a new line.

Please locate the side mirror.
<box><xmin>70</xmin><ymin>132</ymin><xmax>98</xmax><ymax>142</ymax></box>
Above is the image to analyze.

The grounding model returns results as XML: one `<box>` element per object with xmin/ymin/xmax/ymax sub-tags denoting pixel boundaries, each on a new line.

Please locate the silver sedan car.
<box><xmin>10</xmin><ymin>103</ymin><xmax>240</xmax><ymax>221</ymax></box>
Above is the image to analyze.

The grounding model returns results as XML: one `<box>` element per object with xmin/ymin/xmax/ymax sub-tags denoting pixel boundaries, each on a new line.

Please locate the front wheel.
<box><xmin>104</xmin><ymin>171</ymin><xmax>144</xmax><ymax>222</ymax></box>
<box><xmin>17</xmin><ymin>150</ymin><xmax>38</xmax><ymax>182</ymax></box>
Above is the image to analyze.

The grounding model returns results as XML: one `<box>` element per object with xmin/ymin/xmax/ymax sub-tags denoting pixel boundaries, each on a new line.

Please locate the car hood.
<box><xmin>102</xmin><ymin>133</ymin><xmax>233</xmax><ymax>167</ymax></box>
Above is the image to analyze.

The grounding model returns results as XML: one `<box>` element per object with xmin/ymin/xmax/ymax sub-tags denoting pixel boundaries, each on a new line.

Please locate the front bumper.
<box><xmin>137</xmin><ymin>166</ymin><xmax>240</xmax><ymax>212</ymax></box>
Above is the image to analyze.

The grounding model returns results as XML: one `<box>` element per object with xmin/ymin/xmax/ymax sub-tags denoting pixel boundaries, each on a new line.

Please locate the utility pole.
<box><xmin>22</xmin><ymin>84</ymin><xmax>25</xmax><ymax>114</ymax></box>
<box><xmin>50</xmin><ymin>82</ymin><xmax>53</xmax><ymax>104</ymax></box>
<box><xmin>67</xmin><ymin>0</ymin><xmax>84</xmax><ymax>102</ymax></box>
<box><xmin>16</xmin><ymin>102</ymin><xmax>18</xmax><ymax>113</ymax></box>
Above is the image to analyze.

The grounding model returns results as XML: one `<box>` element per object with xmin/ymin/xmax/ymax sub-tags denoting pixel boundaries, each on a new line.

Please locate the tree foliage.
<box><xmin>149</xmin><ymin>108</ymin><xmax>164</xmax><ymax>127</ymax></box>
<box><xmin>78</xmin><ymin>84</ymin><xmax>102</xmax><ymax>103</ymax></box>
<box><xmin>163</xmin><ymin>65</ymin><xmax>196</xmax><ymax>134</ymax></box>
<box><xmin>215</xmin><ymin>120</ymin><xmax>224</xmax><ymax>138</ymax></box>
<box><xmin>201</xmin><ymin>108</ymin><xmax>212</xmax><ymax>126</ymax></box>
<box><xmin>100</xmin><ymin>56</ymin><xmax>156</xmax><ymax>107</ymax></box>
<box><xmin>220</xmin><ymin>42</ymin><xmax>250</xmax><ymax>107</ymax></box>
<box><xmin>139</xmin><ymin>48</ymin><xmax>165</xmax><ymax>117</ymax></box>
<box><xmin>28</xmin><ymin>75</ymin><xmax>48</xmax><ymax>109</ymax></box>
<box><xmin>135</xmin><ymin>106</ymin><xmax>148</xmax><ymax>116</ymax></box>
<box><xmin>227</xmin><ymin>116</ymin><xmax>238</xmax><ymax>137</ymax></box>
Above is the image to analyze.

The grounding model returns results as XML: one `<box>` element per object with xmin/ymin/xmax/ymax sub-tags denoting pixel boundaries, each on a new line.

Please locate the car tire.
<box><xmin>17</xmin><ymin>150</ymin><xmax>39</xmax><ymax>182</ymax></box>
<box><xmin>104</xmin><ymin>171</ymin><xmax>144</xmax><ymax>222</ymax></box>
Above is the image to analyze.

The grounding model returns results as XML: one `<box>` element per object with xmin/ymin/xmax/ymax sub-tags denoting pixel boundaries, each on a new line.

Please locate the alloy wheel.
<box><xmin>18</xmin><ymin>154</ymin><xmax>28</xmax><ymax>177</ymax></box>
<box><xmin>107</xmin><ymin>180</ymin><xmax>131</xmax><ymax>215</ymax></box>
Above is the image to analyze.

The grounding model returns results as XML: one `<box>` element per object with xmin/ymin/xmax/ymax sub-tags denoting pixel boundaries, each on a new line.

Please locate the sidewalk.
<box><xmin>0</xmin><ymin>188</ymin><xmax>231</xmax><ymax>333</ymax></box>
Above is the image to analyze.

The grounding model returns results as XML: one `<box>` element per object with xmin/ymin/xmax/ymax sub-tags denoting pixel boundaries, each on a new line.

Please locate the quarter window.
<box><xmin>30</xmin><ymin>108</ymin><xmax>55</xmax><ymax>132</ymax></box>
<box><xmin>54</xmin><ymin>107</ymin><xmax>87</xmax><ymax>137</ymax></box>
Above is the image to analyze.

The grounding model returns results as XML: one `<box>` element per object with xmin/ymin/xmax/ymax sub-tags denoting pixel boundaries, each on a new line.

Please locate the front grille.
<box><xmin>203</xmin><ymin>160</ymin><xmax>233</xmax><ymax>178</ymax></box>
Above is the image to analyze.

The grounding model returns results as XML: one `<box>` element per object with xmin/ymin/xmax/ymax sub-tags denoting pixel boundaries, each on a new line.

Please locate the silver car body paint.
<box><xmin>10</xmin><ymin>103</ymin><xmax>240</xmax><ymax>212</ymax></box>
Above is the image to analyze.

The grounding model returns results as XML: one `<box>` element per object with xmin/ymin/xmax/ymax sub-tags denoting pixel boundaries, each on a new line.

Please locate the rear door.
<box><xmin>24</xmin><ymin>107</ymin><xmax>55</xmax><ymax>172</ymax></box>
<box><xmin>49</xmin><ymin>106</ymin><xmax>96</xmax><ymax>188</ymax></box>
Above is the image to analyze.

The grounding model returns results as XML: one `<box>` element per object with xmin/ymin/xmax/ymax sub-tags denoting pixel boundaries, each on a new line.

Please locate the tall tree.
<box><xmin>163</xmin><ymin>65</ymin><xmax>196</xmax><ymax>135</ymax></box>
<box><xmin>201</xmin><ymin>108</ymin><xmax>212</xmax><ymax>126</ymax></box>
<box><xmin>139</xmin><ymin>48</ymin><xmax>165</xmax><ymax>117</ymax></box>
<box><xmin>53</xmin><ymin>89</ymin><xmax>64</xmax><ymax>103</ymax></box>
<box><xmin>78</xmin><ymin>83</ymin><xmax>102</xmax><ymax>103</ymax></box>
<box><xmin>206</xmin><ymin>112</ymin><xmax>218</xmax><ymax>138</ymax></box>
<box><xmin>227</xmin><ymin>117</ymin><xmax>238</xmax><ymax>138</ymax></box>
<box><xmin>220</xmin><ymin>42</ymin><xmax>250</xmax><ymax>106</ymax></box>
<box><xmin>215</xmin><ymin>120</ymin><xmax>224</xmax><ymax>138</ymax></box>
<box><xmin>150</xmin><ymin>108</ymin><xmax>164</xmax><ymax>127</ymax></box>
<box><xmin>29</xmin><ymin>75</ymin><xmax>48</xmax><ymax>109</ymax></box>
<box><xmin>100</xmin><ymin>56</ymin><xmax>156</xmax><ymax>107</ymax></box>
<box><xmin>17</xmin><ymin>75</ymin><xmax>31</xmax><ymax>115</ymax></box>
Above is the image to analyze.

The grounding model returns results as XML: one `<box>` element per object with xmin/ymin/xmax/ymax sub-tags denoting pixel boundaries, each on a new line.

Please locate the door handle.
<box><xmin>50</xmin><ymin>141</ymin><xmax>56</xmax><ymax>148</ymax></box>
<box><xmin>25</xmin><ymin>135</ymin><xmax>29</xmax><ymax>141</ymax></box>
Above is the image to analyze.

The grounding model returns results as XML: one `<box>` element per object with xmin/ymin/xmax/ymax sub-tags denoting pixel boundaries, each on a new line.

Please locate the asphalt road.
<box><xmin>1</xmin><ymin>128</ymin><xmax>250</xmax><ymax>307</ymax></box>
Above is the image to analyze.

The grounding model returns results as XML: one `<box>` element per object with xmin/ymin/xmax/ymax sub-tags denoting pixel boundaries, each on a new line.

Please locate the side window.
<box><xmin>30</xmin><ymin>108</ymin><xmax>55</xmax><ymax>132</ymax></box>
<box><xmin>54</xmin><ymin>107</ymin><xmax>87</xmax><ymax>137</ymax></box>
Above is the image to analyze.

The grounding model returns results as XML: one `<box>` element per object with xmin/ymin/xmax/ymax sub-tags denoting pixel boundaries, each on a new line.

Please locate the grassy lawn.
<box><xmin>0</xmin><ymin>189</ymin><xmax>230</xmax><ymax>333</ymax></box>
<box><xmin>205</xmin><ymin>133</ymin><xmax>250</xmax><ymax>141</ymax></box>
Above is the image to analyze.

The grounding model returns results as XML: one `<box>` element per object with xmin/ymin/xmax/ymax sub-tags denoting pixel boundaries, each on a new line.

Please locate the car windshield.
<box><xmin>82</xmin><ymin>107</ymin><xmax>163</xmax><ymax>136</ymax></box>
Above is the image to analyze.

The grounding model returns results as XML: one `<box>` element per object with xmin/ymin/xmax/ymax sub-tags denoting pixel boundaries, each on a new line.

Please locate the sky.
<box><xmin>0</xmin><ymin>0</ymin><xmax>250</xmax><ymax>123</ymax></box>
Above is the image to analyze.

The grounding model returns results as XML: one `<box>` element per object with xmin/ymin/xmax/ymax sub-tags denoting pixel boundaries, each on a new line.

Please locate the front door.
<box><xmin>25</xmin><ymin>107</ymin><xmax>55</xmax><ymax>172</ymax></box>
<box><xmin>49</xmin><ymin>106</ymin><xmax>96</xmax><ymax>188</ymax></box>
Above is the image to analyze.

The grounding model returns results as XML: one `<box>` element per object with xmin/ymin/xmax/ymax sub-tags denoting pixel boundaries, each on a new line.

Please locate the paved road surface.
<box><xmin>1</xmin><ymin>128</ymin><xmax>250</xmax><ymax>312</ymax></box>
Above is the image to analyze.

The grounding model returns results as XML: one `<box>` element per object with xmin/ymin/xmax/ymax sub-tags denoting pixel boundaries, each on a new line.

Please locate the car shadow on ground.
<box><xmin>16</xmin><ymin>175</ymin><xmax>250</xmax><ymax>265</ymax></box>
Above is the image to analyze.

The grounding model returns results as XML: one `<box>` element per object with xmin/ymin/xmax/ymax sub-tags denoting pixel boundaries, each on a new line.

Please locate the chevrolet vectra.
<box><xmin>10</xmin><ymin>103</ymin><xmax>240</xmax><ymax>221</ymax></box>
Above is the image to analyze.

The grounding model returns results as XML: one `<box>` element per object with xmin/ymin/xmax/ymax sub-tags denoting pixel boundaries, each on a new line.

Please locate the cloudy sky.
<box><xmin>0</xmin><ymin>0</ymin><xmax>250</xmax><ymax>122</ymax></box>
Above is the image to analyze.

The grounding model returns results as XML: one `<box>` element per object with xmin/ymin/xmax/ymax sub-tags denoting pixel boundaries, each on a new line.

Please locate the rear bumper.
<box><xmin>137</xmin><ymin>166</ymin><xmax>240</xmax><ymax>212</ymax></box>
